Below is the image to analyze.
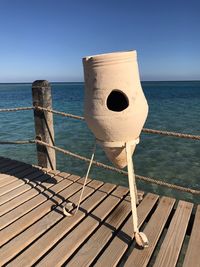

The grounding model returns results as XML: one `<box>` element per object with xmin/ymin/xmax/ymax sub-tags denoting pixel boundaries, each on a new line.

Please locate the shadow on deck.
<box><xmin>0</xmin><ymin>157</ymin><xmax>199</xmax><ymax>267</ymax></box>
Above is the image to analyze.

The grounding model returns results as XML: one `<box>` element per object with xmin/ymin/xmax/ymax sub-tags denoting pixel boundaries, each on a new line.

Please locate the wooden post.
<box><xmin>32</xmin><ymin>80</ymin><xmax>56</xmax><ymax>170</ymax></box>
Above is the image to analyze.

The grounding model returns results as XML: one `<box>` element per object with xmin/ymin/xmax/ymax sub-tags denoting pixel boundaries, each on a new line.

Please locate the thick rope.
<box><xmin>0</xmin><ymin>140</ymin><xmax>35</xmax><ymax>145</ymax></box>
<box><xmin>34</xmin><ymin>139</ymin><xmax>200</xmax><ymax>195</ymax></box>
<box><xmin>142</xmin><ymin>128</ymin><xmax>200</xmax><ymax>140</ymax></box>
<box><xmin>0</xmin><ymin>107</ymin><xmax>33</xmax><ymax>112</ymax></box>
<box><xmin>0</xmin><ymin>105</ymin><xmax>199</xmax><ymax>197</ymax></box>
<box><xmin>35</xmin><ymin>106</ymin><xmax>85</xmax><ymax>121</ymax></box>
<box><xmin>35</xmin><ymin>107</ymin><xmax>200</xmax><ymax>140</ymax></box>
<box><xmin>0</xmin><ymin>106</ymin><xmax>199</xmax><ymax>140</ymax></box>
<box><xmin>0</xmin><ymin>137</ymin><xmax>199</xmax><ymax>195</ymax></box>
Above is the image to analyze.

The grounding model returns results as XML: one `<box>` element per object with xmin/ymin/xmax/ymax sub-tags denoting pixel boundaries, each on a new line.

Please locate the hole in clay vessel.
<box><xmin>107</xmin><ymin>90</ymin><xmax>129</xmax><ymax>112</ymax></box>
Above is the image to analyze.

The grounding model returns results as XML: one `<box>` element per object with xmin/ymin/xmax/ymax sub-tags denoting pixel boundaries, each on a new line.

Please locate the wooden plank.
<box><xmin>0</xmin><ymin>162</ymin><xmax>28</xmax><ymax>173</ymax></box>
<box><xmin>0</xmin><ymin>158</ymin><xmax>13</xmax><ymax>168</ymax></box>
<box><xmin>183</xmin><ymin>205</ymin><xmax>200</xmax><ymax>267</ymax></box>
<box><xmin>1</xmin><ymin>162</ymin><xmax>32</xmax><ymax>176</ymax></box>
<box><xmin>0</xmin><ymin>166</ymin><xmax>47</xmax><ymax>197</ymax></box>
<box><xmin>0</xmin><ymin>165</ymin><xmax>47</xmax><ymax>183</ymax></box>
<box><xmin>34</xmin><ymin>186</ymin><xmax>128</xmax><ymax>267</ymax></box>
<box><xmin>111</xmin><ymin>186</ymin><xmax>128</xmax><ymax>199</ymax></box>
<box><xmin>0</xmin><ymin>183</ymin><xmax>33</xmax><ymax>205</ymax></box>
<box><xmin>0</xmin><ymin>164</ymin><xmax>28</xmax><ymax>183</ymax></box>
<box><xmin>0</xmin><ymin>174</ymin><xmax>18</xmax><ymax>187</ymax></box>
<box><xmin>0</xmin><ymin>179</ymin><xmax>27</xmax><ymax>196</ymax></box>
<box><xmin>4</xmin><ymin>163</ymin><xmax>44</xmax><ymax>182</ymax></box>
<box><xmin>153</xmin><ymin>200</ymin><xmax>193</xmax><ymax>267</ymax></box>
<box><xmin>0</xmin><ymin>179</ymin><xmax>104</xmax><ymax>266</ymax></box>
<box><xmin>0</xmin><ymin>161</ymin><xmax>12</xmax><ymax>171</ymax></box>
<box><xmin>7</xmin><ymin>166</ymin><xmax>41</xmax><ymax>184</ymax></box>
<box><xmin>67</xmin><ymin>195</ymin><xmax>132</xmax><ymax>266</ymax></box>
<box><xmin>0</xmin><ymin>172</ymin><xmax>71</xmax><ymax>216</ymax></box>
<box><xmin>0</xmin><ymin>173</ymin><xmax>71</xmax><ymax>230</ymax></box>
<box><xmin>0</xmin><ymin>158</ymin><xmax>17</xmax><ymax>167</ymax></box>
<box><xmin>0</xmin><ymin>171</ymin><xmax>66</xmax><ymax>208</ymax></box>
<box><xmin>46</xmin><ymin>169</ymin><xmax>59</xmax><ymax>175</ymax></box>
<box><xmin>0</xmin><ymin>160</ymin><xmax>14</xmax><ymax>169</ymax></box>
<box><xmin>0</xmin><ymin>161</ymin><xmax>21</xmax><ymax>175</ymax></box>
<box><xmin>0</xmin><ymin>170</ymin><xmax>54</xmax><ymax>206</ymax></box>
<box><xmin>0</xmin><ymin>161</ymin><xmax>23</xmax><ymax>173</ymax></box>
<box><xmin>124</xmin><ymin>196</ymin><xmax>176</xmax><ymax>267</ymax></box>
<box><xmin>0</xmin><ymin>175</ymin><xmax>81</xmax><ymax>246</ymax></box>
<box><xmin>6</xmin><ymin>182</ymin><xmax>116</xmax><ymax>267</ymax></box>
<box><xmin>61</xmin><ymin>173</ymin><xmax>80</xmax><ymax>182</ymax></box>
<box><xmin>94</xmin><ymin>193</ymin><xmax>159</xmax><ymax>267</ymax></box>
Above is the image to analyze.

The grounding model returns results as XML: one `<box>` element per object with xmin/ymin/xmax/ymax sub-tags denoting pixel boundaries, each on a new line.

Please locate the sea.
<box><xmin>0</xmin><ymin>81</ymin><xmax>199</xmax><ymax>203</ymax></box>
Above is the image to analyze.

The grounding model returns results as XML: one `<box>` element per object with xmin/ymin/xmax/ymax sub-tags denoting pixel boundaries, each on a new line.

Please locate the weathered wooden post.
<box><xmin>32</xmin><ymin>80</ymin><xmax>56</xmax><ymax>170</ymax></box>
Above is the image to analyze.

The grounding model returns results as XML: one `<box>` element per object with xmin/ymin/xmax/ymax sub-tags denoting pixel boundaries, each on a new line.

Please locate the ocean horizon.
<box><xmin>1</xmin><ymin>79</ymin><xmax>200</xmax><ymax>84</ymax></box>
<box><xmin>0</xmin><ymin>81</ymin><xmax>199</xmax><ymax>203</ymax></box>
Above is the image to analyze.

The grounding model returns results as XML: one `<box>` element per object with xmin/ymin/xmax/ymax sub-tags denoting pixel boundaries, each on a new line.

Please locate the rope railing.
<box><xmin>35</xmin><ymin>106</ymin><xmax>85</xmax><ymax>121</ymax></box>
<box><xmin>34</xmin><ymin>139</ymin><xmax>200</xmax><ymax>195</ymax></box>
<box><xmin>0</xmin><ymin>138</ymin><xmax>199</xmax><ymax>194</ymax></box>
<box><xmin>0</xmin><ymin>140</ymin><xmax>35</xmax><ymax>145</ymax></box>
<box><xmin>0</xmin><ymin>105</ymin><xmax>199</xmax><ymax>196</ymax></box>
<box><xmin>0</xmin><ymin>105</ymin><xmax>199</xmax><ymax>140</ymax></box>
<box><xmin>35</xmin><ymin>107</ymin><xmax>200</xmax><ymax>140</ymax></box>
<box><xmin>0</xmin><ymin>107</ymin><xmax>33</xmax><ymax>112</ymax></box>
<box><xmin>142</xmin><ymin>128</ymin><xmax>200</xmax><ymax>141</ymax></box>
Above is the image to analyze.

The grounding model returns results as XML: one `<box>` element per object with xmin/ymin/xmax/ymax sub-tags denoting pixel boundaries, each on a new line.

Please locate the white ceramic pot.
<box><xmin>83</xmin><ymin>50</ymin><xmax>148</xmax><ymax>168</ymax></box>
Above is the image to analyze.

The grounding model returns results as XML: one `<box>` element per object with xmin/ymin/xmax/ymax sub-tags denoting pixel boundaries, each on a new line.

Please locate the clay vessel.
<box><xmin>83</xmin><ymin>50</ymin><xmax>148</xmax><ymax>168</ymax></box>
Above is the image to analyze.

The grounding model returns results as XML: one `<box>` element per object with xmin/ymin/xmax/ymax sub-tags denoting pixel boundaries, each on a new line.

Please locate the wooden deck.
<box><xmin>0</xmin><ymin>157</ymin><xmax>199</xmax><ymax>267</ymax></box>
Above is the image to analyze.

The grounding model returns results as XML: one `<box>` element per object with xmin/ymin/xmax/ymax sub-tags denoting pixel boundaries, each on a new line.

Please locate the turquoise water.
<box><xmin>0</xmin><ymin>81</ymin><xmax>199</xmax><ymax>203</ymax></box>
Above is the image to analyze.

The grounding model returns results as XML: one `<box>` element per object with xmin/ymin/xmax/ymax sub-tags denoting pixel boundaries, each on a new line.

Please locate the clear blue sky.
<box><xmin>0</xmin><ymin>0</ymin><xmax>199</xmax><ymax>82</ymax></box>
